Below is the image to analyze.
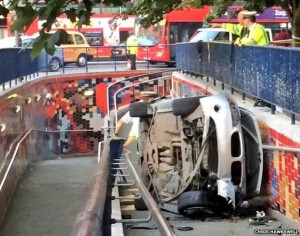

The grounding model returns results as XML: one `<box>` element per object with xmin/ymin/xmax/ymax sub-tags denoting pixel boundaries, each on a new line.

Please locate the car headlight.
<box><xmin>228</xmin><ymin>98</ymin><xmax>240</xmax><ymax>127</ymax></box>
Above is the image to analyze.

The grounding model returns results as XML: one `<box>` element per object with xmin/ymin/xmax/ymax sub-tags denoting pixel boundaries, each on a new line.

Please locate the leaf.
<box><xmin>30</xmin><ymin>29</ymin><xmax>69</xmax><ymax>59</ymax></box>
<box><xmin>31</xmin><ymin>37</ymin><xmax>47</xmax><ymax>59</ymax></box>
<box><xmin>10</xmin><ymin>5</ymin><xmax>38</xmax><ymax>32</ymax></box>
<box><xmin>0</xmin><ymin>5</ymin><xmax>9</xmax><ymax>17</ymax></box>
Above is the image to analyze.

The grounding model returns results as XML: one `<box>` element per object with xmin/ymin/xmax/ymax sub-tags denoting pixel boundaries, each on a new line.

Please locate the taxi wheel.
<box><xmin>48</xmin><ymin>57</ymin><xmax>60</xmax><ymax>72</ymax></box>
<box><xmin>76</xmin><ymin>54</ymin><xmax>87</xmax><ymax>67</ymax></box>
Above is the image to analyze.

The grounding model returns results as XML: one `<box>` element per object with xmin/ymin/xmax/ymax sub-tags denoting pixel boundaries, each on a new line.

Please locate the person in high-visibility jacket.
<box><xmin>126</xmin><ymin>31</ymin><xmax>139</xmax><ymax>70</ymax></box>
<box><xmin>211</xmin><ymin>10</ymin><xmax>248</xmax><ymax>45</ymax></box>
<box><xmin>238</xmin><ymin>11</ymin><xmax>270</xmax><ymax>46</ymax></box>
<box><xmin>220</xmin><ymin>10</ymin><xmax>249</xmax><ymax>45</ymax></box>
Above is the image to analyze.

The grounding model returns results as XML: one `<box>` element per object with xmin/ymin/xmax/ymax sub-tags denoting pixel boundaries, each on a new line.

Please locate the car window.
<box><xmin>61</xmin><ymin>35</ymin><xmax>74</xmax><ymax>45</ymax></box>
<box><xmin>74</xmin><ymin>35</ymin><xmax>84</xmax><ymax>44</ymax></box>
<box><xmin>189</xmin><ymin>31</ymin><xmax>219</xmax><ymax>42</ymax></box>
<box><xmin>214</xmin><ymin>32</ymin><xmax>230</xmax><ymax>41</ymax></box>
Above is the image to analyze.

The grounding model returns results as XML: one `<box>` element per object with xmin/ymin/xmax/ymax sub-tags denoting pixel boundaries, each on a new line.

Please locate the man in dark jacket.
<box><xmin>274</xmin><ymin>28</ymin><xmax>291</xmax><ymax>47</ymax></box>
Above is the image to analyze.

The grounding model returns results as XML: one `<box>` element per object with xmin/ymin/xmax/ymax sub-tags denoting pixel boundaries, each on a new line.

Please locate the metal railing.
<box><xmin>176</xmin><ymin>41</ymin><xmax>300</xmax><ymax>123</ymax></box>
<box><xmin>0</xmin><ymin>45</ymin><xmax>161</xmax><ymax>84</ymax></box>
<box><xmin>123</xmin><ymin>150</ymin><xmax>176</xmax><ymax>236</ymax></box>
<box><xmin>71</xmin><ymin>140</ymin><xmax>112</xmax><ymax>236</ymax></box>
<box><xmin>105</xmin><ymin>69</ymin><xmax>174</xmax><ymax>133</ymax></box>
<box><xmin>112</xmin><ymin>75</ymin><xmax>173</xmax><ymax>125</ymax></box>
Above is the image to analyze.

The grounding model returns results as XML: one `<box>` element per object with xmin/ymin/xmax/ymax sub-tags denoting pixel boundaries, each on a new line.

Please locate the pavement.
<box><xmin>0</xmin><ymin>156</ymin><xmax>97</xmax><ymax>236</ymax></box>
<box><xmin>118</xmin><ymin>175</ymin><xmax>298</xmax><ymax>236</ymax></box>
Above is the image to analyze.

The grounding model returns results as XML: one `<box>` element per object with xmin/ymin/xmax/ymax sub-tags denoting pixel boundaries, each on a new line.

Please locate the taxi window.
<box><xmin>61</xmin><ymin>35</ymin><xmax>74</xmax><ymax>45</ymax></box>
<box><xmin>75</xmin><ymin>35</ymin><xmax>84</xmax><ymax>44</ymax></box>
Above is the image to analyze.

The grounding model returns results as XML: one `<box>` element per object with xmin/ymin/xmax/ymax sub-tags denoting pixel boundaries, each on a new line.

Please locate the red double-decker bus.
<box><xmin>135</xmin><ymin>7</ymin><xmax>211</xmax><ymax>65</ymax></box>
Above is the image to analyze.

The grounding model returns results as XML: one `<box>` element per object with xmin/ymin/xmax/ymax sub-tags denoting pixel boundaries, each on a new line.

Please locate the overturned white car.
<box><xmin>129</xmin><ymin>92</ymin><xmax>263</xmax><ymax>216</ymax></box>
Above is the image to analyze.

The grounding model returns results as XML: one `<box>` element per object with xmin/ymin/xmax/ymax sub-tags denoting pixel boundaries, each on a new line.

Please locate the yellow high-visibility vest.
<box><xmin>126</xmin><ymin>35</ymin><xmax>138</xmax><ymax>55</ymax></box>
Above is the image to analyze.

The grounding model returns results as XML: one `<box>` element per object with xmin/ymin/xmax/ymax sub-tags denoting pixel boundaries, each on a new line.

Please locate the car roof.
<box><xmin>189</xmin><ymin>28</ymin><xmax>231</xmax><ymax>43</ymax></box>
<box><xmin>0</xmin><ymin>36</ymin><xmax>36</xmax><ymax>48</ymax></box>
<box><xmin>197</xmin><ymin>28</ymin><xmax>228</xmax><ymax>32</ymax></box>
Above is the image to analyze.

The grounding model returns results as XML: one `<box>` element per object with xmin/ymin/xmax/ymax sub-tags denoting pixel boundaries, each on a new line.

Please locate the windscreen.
<box><xmin>189</xmin><ymin>30</ymin><xmax>219</xmax><ymax>42</ymax></box>
<box><xmin>135</xmin><ymin>17</ymin><xmax>163</xmax><ymax>45</ymax></box>
<box><xmin>170</xmin><ymin>22</ymin><xmax>203</xmax><ymax>43</ymax></box>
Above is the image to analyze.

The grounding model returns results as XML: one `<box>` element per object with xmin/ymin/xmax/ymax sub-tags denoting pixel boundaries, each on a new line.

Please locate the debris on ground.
<box><xmin>130</xmin><ymin>223</ymin><xmax>157</xmax><ymax>230</ymax></box>
<box><xmin>177</xmin><ymin>226</ymin><xmax>194</xmax><ymax>231</ymax></box>
<box><xmin>248</xmin><ymin>211</ymin><xmax>277</xmax><ymax>226</ymax></box>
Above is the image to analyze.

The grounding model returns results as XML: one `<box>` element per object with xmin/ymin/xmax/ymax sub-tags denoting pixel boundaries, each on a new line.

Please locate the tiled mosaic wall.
<box><xmin>0</xmin><ymin>71</ymin><xmax>171</xmax><ymax>228</ymax></box>
<box><xmin>173</xmin><ymin>77</ymin><xmax>300</xmax><ymax>222</ymax></box>
<box><xmin>260</xmin><ymin>124</ymin><xmax>300</xmax><ymax>221</ymax></box>
<box><xmin>0</xmin><ymin>71</ymin><xmax>171</xmax><ymax>158</ymax></box>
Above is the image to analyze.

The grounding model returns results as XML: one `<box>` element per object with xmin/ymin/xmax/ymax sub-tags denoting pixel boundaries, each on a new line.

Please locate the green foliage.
<box><xmin>0</xmin><ymin>0</ymin><xmax>127</xmax><ymax>58</ymax></box>
<box><xmin>31</xmin><ymin>29</ymin><xmax>69</xmax><ymax>59</ymax></box>
<box><xmin>0</xmin><ymin>4</ymin><xmax>9</xmax><ymax>17</ymax></box>
<box><xmin>0</xmin><ymin>0</ymin><xmax>299</xmax><ymax>58</ymax></box>
<box><xmin>11</xmin><ymin>5</ymin><xmax>38</xmax><ymax>32</ymax></box>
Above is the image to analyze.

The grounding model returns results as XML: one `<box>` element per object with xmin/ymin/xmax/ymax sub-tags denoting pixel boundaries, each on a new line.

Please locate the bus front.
<box><xmin>135</xmin><ymin>7</ymin><xmax>211</xmax><ymax>65</ymax></box>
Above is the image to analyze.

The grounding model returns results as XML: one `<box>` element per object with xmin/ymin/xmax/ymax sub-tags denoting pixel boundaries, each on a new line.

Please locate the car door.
<box><xmin>60</xmin><ymin>34</ymin><xmax>77</xmax><ymax>63</ymax></box>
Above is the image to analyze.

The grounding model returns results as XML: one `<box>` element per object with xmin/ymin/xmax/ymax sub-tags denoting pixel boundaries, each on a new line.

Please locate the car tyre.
<box><xmin>48</xmin><ymin>57</ymin><xmax>60</xmax><ymax>72</ymax></box>
<box><xmin>129</xmin><ymin>102</ymin><xmax>153</xmax><ymax>117</ymax></box>
<box><xmin>178</xmin><ymin>190</ymin><xmax>232</xmax><ymax>216</ymax></box>
<box><xmin>76</xmin><ymin>54</ymin><xmax>87</xmax><ymax>67</ymax></box>
<box><xmin>172</xmin><ymin>96</ymin><xmax>204</xmax><ymax>117</ymax></box>
<box><xmin>177</xmin><ymin>191</ymin><xmax>215</xmax><ymax>216</ymax></box>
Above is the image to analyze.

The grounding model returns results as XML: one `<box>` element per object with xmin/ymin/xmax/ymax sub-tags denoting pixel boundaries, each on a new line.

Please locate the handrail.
<box><xmin>98</xmin><ymin>141</ymin><xmax>104</xmax><ymax>163</ymax></box>
<box><xmin>0</xmin><ymin>129</ymin><xmax>32</xmax><ymax>192</ymax></box>
<box><xmin>113</xmin><ymin>75</ymin><xmax>173</xmax><ymax>126</ymax></box>
<box><xmin>0</xmin><ymin>128</ymin><xmax>110</xmax><ymax>193</ymax></box>
<box><xmin>263</xmin><ymin>145</ymin><xmax>300</xmax><ymax>153</ymax></box>
<box><xmin>124</xmin><ymin>150</ymin><xmax>176</xmax><ymax>236</ymax></box>
<box><xmin>106</xmin><ymin>70</ymin><xmax>175</xmax><ymax>125</ymax></box>
<box><xmin>71</xmin><ymin>140</ymin><xmax>111</xmax><ymax>236</ymax></box>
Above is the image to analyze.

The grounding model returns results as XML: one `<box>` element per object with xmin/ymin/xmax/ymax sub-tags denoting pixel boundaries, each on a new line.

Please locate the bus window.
<box><xmin>135</xmin><ymin>7</ymin><xmax>211</xmax><ymax>64</ymax></box>
<box><xmin>83</xmin><ymin>32</ymin><xmax>103</xmax><ymax>46</ymax></box>
<box><xmin>135</xmin><ymin>18</ymin><xmax>163</xmax><ymax>45</ymax></box>
<box><xmin>119</xmin><ymin>30</ymin><xmax>130</xmax><ymax>43</ymax></box>
<box><xmin>170</xmin><ymin>22</ymin><xmax>203</xmax><ymax>43</ymax></box>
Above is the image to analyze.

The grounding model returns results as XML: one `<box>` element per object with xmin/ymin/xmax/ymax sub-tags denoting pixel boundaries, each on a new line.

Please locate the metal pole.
<box><xmin>113</xmin><ymin>75</ymin><xmax>171</xmax><ymax>126</ymax></box>
<box><xmin>125</xmin><ymin>151</ymin><xmax>176</xmax><ymax>236</ymax></box>
<box><xmin>263</xmin><ymin>145</ymin><xmax>300</xmax><ymax>153</ymax></box>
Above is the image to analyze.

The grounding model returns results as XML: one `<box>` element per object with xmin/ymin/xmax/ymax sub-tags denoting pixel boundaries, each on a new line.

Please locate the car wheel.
<box><xmin>172</xmin><ymin>96</ymin><xmax>204</xmax><ymax>117</ymax></box>
<box><xmin>178</xmin><ymin>190</ymin><xmax>232</xmax><ymax>217</ymax></box>
<box><xmin>76</xmin><ymin>54</ymin><xmax>87</xmax><ymax>67</ymax></box>
<box><xmin>129</xmin><ymin>102</ymin><xmax>153</xmax><ymax>117</ymax></box>
<box><xmin>177</xmin><ymin>191</ymin><xmax>216</xmax><ymax>216</ymax></box>
<box><xmin>48</xmin><ymin>57</ymin><xmax>60</xmax><ymax>72</ymax></box>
